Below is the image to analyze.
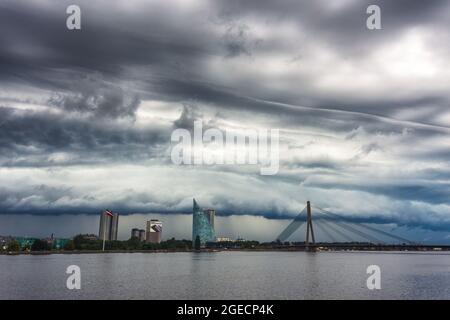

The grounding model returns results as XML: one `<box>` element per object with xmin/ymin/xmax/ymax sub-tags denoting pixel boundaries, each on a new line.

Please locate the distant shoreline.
<box><xmin>2</xmin><ymin>247</ymin><xmax>450</xmax><ymax>255</ymax></box>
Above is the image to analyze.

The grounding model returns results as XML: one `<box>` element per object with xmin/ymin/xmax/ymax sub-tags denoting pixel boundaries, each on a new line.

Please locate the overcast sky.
<box><xmin>1</xmin><ymin>0</ymin><xmax>450</xmax><ymax>240</ymax></box>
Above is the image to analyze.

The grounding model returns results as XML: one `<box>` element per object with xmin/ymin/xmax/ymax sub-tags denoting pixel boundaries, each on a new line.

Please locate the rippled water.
<box><xmin>1</xmin><ymin>251</ymin><xmax>449</xmax><ymax>299</ymax></box>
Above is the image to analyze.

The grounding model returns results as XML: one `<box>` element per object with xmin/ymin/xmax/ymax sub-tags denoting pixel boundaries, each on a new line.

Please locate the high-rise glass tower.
<box><xmin>192</xmin><ymin>199</ymin><xmax>216</xmax><ymax>246</ymax></box>
<box><xmin>203</xmin><ymin>208</ymin><xmax>215</xmax><ymax>229</ymax></box>
<box><xmin>98</xmin><ymin>210</ymin><xmax>119</xmax><ymax>241</ymax></box>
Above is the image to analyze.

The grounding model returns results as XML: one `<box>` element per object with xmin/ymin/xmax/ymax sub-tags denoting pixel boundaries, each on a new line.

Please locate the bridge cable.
<box><xmin>315</xmin><ymin>207</ymin><xmax>413</xmax><ymax>244</ymax></box>
<box><xmin>314</xmin><ymin>211</ymin><xmax>362</xmax><ymax>243</ymax></box>
<box><xmin>313</xmin><ymin>218</ymin><xmax>338</xmax><ymax>243</ymax></box>
<box><xmin>314</xmin><ymin>208</ymin><xmax>385</xmax><ymax>244</ymax></box>
<box><xmin>318</xmin><ymin>218</ymin><xmax>355</xmax><ymax>242</ymax></box>
<box><xmin>276</xmin><ymin>206</ymin><xmax>307</xmax><ymax>242</ymax></box>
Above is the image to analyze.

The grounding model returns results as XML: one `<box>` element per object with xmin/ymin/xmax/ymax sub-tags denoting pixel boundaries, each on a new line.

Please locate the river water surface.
<box><xmin>1</xmin><ymin>251</ymin><xmax>449</xmax><ymax>299</ymax></box>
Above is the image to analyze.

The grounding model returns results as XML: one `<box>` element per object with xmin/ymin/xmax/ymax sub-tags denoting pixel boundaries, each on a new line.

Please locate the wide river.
<box><xmin>1</xmin><ymin>251</ymin><xmax>449</xmax><ymax>299</ymax></box>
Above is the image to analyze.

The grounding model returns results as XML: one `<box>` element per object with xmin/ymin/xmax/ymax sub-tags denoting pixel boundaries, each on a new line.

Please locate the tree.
<box><xmin>31</xmin><ymin>239</ymin><xmax>50</xmax><ymax>251</ymax></box>
<box><xmin>63</xmin><ymin>240</ymin><xmax>75</xmax><ymax>251</ymax></box>
<box><xmin>126</xmin><ymin>236</ymin><xmax>142</xmax><ymax>250</ymax></box>
<box><xmin>142</xmin><ymin>242</ymin><xmax>156</xmax><ymax>250</ymax></box>
<box><xmin>194</xmin><ymin>235</ymin><xmax>201</xmax><ymax>250</ymax></box>
<box><xmin>73</xmin><ymin>234</ymin><xmax>84</xmax><ymax>250</ymax></box>
<box><xmin>7</xmin><ymin>240</ymin><xmax>20</xmax><ymax>252</ymax></box>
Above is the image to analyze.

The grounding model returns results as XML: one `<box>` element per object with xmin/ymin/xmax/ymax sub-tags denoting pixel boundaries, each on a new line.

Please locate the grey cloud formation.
<box><xmin>0</xmin><ymin>0</ymin><xmax>450</xmax><ymax>240</ymax></box>
<box><xmin>0</xmin><ymin>105</ymin><xmax>168</xmax><ymax>167</ymax></box>
<box><xmin>48</xmin><ymin>86</ymin><xmax>140</xmax><ymax>119</ymax></box>
<box><xmin>173</xmin><ymin>104</ymin><xmax>203</xmax><ymax>130</ymax></box>
<box><xmin>1</xmin><ymin>0</ymin><xmax>450</xmax><ymax>120</ymax></box>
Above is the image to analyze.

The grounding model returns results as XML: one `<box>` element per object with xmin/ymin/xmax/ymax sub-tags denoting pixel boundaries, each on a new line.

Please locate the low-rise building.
<box><xmin>216</xmin><ymin>237</ymin><xmax>232</xmax><ymax>242</ymax></box>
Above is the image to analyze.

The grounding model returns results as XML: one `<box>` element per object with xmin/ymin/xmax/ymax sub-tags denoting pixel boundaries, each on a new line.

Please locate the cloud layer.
<box><xmin>1</xmin><ymin>0</ymin><xmax>450</xmax><ymax>238</ymax></box>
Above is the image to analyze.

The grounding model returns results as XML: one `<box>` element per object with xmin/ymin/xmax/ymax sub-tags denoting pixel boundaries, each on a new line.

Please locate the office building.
<box><xmin>132</xmin><ymin>228</ymin><xmax>146</xmax><ymax>241</ymax></box>
<box><xmin>192</xmin><ymin>199</ymin><xmax>216</xmax><ymax>246</ymax></box>
<box><xmin>146</xmin><ymin>219</ymin><xmax>162</xmax><ymax>243</ymax></box>
<box><xmin>138</xmin><ymin>229</ymin><xmax>146</xmax><ymax>242</ymax></box>
<box><xmin>203</xmin><ymin>208</ymin><xmax>215</xmax><ymax>229</ymax></box>
<box><xmin>131</xmin><ymin>228</ymin><xmax>140</xmax><ymax>239</ymax></box>
<box><xmin>98</xmin><ymin>209</ymin><xmax>119</xmax><ymax>241</ymax></box>
<box><xmin>216</xmin><ymin>237</ymin><xmax>232</xmax><ymax>242</ymax></box>
<box><xmin>110</xmin><ymin>212</ymin><xmax>119</xmax><ymax>240</ymax></box>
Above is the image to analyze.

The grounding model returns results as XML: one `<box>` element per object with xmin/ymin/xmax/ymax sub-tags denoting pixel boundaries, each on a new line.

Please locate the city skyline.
<box><xmin>2</xmin><ymin>210</ymin><xmax>450</xmax><ymax>244</ymax></box>
<box><xmin>192</xmin><ymin>199</ymin><xmax>216</xmax><ymax>245</ymax></box>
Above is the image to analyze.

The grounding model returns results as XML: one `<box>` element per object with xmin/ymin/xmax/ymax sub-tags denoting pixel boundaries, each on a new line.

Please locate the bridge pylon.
<box><xmin>305</xmin><ymin>201</ymin><xmax>315</xmax><ymax>249</ymax></box>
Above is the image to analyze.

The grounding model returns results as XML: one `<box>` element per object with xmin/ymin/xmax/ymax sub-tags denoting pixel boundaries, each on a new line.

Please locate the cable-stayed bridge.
<box><xmin>275</xmin><ymin>201</ymin><xmax>430</xmax><ymax>250</ymax></box>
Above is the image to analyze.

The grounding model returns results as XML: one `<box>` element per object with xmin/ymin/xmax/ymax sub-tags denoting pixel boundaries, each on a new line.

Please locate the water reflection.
<box><xmin>0</xmin><ymin>251</ymin><xmax>449</xmax><ymax>299</ymax></box>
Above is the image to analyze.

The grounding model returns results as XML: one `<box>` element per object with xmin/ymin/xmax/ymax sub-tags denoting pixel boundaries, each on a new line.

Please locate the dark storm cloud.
<box><xmin>212</xmin><ymin>0</ymin><xmax>450</xmax><ymax>119</ymax></box>
<box><xmin>172</xmin><ymin>103</ymin><xmax>203</xmax><ymax>130</ymax></box>
<box><xmin>0</xmin><ymin>105</ymin><xmax>169</xmax><ymax>167</ymax></box>
<box><xmin>222</xmin><ymin>22</ymin><xmax>258</xmax><ymax>58</ymax></box>
<box><xmin>48</xmin><ymin>84</ymin><xmax>140</xmax><ymax>119</ymax></box>
<box><xmin>147</xmin><ymin>76</ymin><xmax>450</xmax><ymax>139</ymax></box>
<box><xmin>0</xmin><ymin>1</ymin><xmax>209</xmax><ymax>81</ymax></box>
<box><xmin>1</xmin><ymin>0</ymin><xmax>450</xmax><ymax>119</ymax></box>
<box><xmin>0</xmin><ymin>184</ymin><xmax>162</xmax><ymax>216</ymax></box>
<box><xmin>305</xmin><ymin>181</ymin><xmax>450</xmax><ymax>205</ymax></box>
<box><xmin>215</xmin><ymin>0</ymin><xmax>448</xmax><ymax>52</ymax></box>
